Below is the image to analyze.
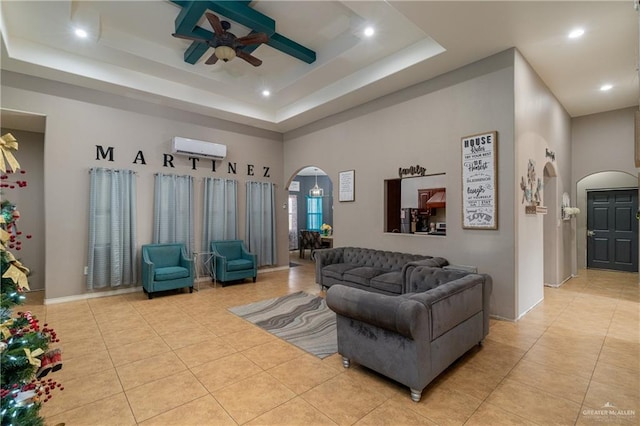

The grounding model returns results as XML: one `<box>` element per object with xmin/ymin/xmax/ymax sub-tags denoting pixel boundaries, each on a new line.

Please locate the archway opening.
<box><xmin>576</xmin><ymin>171</ymin><xmax>638</xmax><ymax>272</ymax></box>
<box><xmin>286</xmin><ymin>166</ymin><xmax>333</xmax><ymax>264</ymax></box>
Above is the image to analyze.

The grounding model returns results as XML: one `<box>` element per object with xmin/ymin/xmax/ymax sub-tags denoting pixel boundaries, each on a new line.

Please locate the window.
<box><xmin>307</xmin><ymin>196</ymin><xmax>322</xmax><ymax>231</ymax></box>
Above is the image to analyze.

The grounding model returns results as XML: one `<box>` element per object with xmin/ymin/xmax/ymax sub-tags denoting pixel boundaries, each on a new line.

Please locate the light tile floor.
<box><xmin>21</xmin><ymin>257</ymin><xmax>638</xmax><ymax>425</ymax></box>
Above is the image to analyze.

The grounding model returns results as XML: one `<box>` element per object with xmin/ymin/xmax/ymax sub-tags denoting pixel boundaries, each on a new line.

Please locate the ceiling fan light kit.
<box><xmin>215</xmin><ymin>45</ymin><xmax>236</xmax><ymax>62</ymax></box>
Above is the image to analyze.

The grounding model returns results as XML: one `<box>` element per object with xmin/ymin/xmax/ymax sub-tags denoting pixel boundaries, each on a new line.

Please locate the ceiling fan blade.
<box><xmin>236</xmin><ymin>50</ymin><xmax>262</xmax><ymax>67</ymax></box>
<box><xmin>172</xmin><ymin>33</ymin><xmax>208</xmax><ymax>43</ymax></box>
<box><xmin>205</xmin><ymin>52</ymin><xmax>219</xmax><ymax>65</ymax></box>
<box><xmin>235</xmin><ymin>32</ymin><xmax>269</xmax><ymax>46</ymax></box>
<box><xmin>205</xmin><ymin>12</ymin><xmax>225</xmax><ymax>35</ymax></box>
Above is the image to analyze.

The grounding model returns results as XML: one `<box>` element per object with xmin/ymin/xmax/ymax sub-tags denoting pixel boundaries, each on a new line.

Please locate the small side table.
<box><xmin>193</xmin><ymin>251</ymin><xmax>217</xmax><ymax>291</ymax></box>
<box><xmin>320</xmin><ymin>236</ymin><xmax>333</xmax><ymax>248</ymax></box>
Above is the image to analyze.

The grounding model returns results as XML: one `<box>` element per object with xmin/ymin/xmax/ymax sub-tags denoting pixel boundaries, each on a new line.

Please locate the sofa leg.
<box><xmin>147</xmin><ymin>292</ymin><xmax>153</xmax><ymax>300</ymax></box>
<box><xmin>342</xmin><ymin>357</ymin><xmax>351</xmax><ymax>369</ymax></box>
<box><xmin>410</xmin><ymin>388</ymin><xmax>422</xmax><ymax>402</ymax></box>
<box><xmin>189</xmin><ymin>287</ymin><xmax>193</xmax><ymax>293</ymax></box>
<box><xmin>479</xmin><ymin>339</ymin><xmax>485</xmax><ymax>346</ymax></box>
<box><xmin>253</xmin><ymin>277</ymin><xmax>256</xmax><ymax>283</ymax></box>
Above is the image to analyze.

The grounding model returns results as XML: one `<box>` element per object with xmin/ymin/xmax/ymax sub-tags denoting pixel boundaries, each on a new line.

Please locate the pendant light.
<box><xmin>309</xmin><ymin>168</ymin><xmax>323</xmax><ymax>197</ymax></box>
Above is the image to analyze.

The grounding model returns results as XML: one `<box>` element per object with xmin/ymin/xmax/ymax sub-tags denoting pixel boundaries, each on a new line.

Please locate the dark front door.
<box><xmin>587</xmin><ymin>189</ymin><xmax>638</xmax><ymax>272</ymax></box>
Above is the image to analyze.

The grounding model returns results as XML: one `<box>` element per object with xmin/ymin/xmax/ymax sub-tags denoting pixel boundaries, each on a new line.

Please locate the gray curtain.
<box><xmin>153</xmin><ymin>173</ymin><xmax>194</xmax><ymax>256</ymax></box>
<box><xmin>87</xmin><ymin>168</ymin><xmax>137</xmax><ymax>289</ymax></box>
<box><xmin>245</xmin><ymin>181</ymin><xmax>277</xmax><ymax>266</ymax></box>
<box><xmin>202</xmin><ymin>177</ymin><xmax>238</xmax><ymax>251</ymax></box>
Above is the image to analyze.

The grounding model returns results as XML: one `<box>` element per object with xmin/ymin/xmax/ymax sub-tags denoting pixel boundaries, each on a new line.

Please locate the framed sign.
<box><xmin>288</xmin><ymin>181</ymin><xmax>300</xmax><ymax>192</ymax></box>
<box><xmin>339</xmin><ymin>170</ymin><xmax>355</xmax><ymax>202</ymax></box>
<box><xmin>461</xmin><ymin>131</ymin><xmax>498</xmax><ymax>229</ymax></box>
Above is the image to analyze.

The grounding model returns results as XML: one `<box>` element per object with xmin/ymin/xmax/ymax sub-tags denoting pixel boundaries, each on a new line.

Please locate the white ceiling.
<box><xmin>1</xmin><ymin>1</ymin><xmax>638</xmax><ymax>134</ymax></box>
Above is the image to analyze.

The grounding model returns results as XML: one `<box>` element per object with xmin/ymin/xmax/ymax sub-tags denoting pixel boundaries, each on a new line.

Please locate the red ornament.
<box><xmin>26</xmin><ymin>235</ymin><xmax>32</xmax><ymax>239</ymax></box>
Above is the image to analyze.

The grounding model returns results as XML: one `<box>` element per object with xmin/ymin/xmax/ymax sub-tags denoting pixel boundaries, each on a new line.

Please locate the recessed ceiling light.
<box><xmin>600</xmin><ymin>84</ymin><xmax>613</xmax><ymax>91</ymax></box>
<box><xmin>262</xmin><ymin>89</ymin><xmax>270</xmax><ymax>97</ymax></box>
<box><xmin>568</xmin><ymin>28</ymin><xmax>584</xmax><ymax>39</ymax></box>
<box><xmin>74</xmin><ymin>28</ymin><xmax>88</xmax><ymax>38</ymax></box>
<box><xmin>364</xmin><ymin>27</ymin><xmax>375</xmax><ymax>38</ymax></box>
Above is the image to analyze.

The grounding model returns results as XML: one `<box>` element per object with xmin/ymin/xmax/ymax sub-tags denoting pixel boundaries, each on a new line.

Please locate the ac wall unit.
<box><xmin>171</xmin><ymin>137</ymin><xmax>227</xmax><ymax>160</ymax></box>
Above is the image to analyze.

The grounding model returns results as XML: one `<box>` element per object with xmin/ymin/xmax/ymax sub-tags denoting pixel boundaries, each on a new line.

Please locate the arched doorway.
<box><xmin>286</xmin><ymin>166</ymin><xmax>333</xmax><ymax>264</ymax></box>
<box><xmin>576</xmin><ymin>171</ymin><xmax>638</xmax><ymax>272</ymax></box>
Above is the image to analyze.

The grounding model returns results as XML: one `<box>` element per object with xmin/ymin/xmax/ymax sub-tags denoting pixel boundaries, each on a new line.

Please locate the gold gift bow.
<box><xmin>2</xmin><ymin>249</ymin><xmax>30</xmax><ymax>290</ymax></box>
<box><xmin>0</xmin><ymin>133</ymin><xmax>20</xmax><ymax>172</ymax></box>
<box><xmin>24</xmin><ymin>347</ymin><xmax>45</xmax><ymax>367</ymax></box>
<box><xmin>0</xmin><ymin>319</ymin><xmax>14</xmax><ymax>339</ymax></box>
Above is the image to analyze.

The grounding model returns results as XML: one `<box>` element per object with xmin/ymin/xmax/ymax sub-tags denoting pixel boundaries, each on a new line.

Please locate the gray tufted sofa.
<box><xmin>326</xmin><ymin>266</ymin><xmax>492</xmax><ymax>402</ymax></box>
<box><xmin>314</xmin><ymin>247</ymin><xmax>449</xmax><ymax>295</ymax></box>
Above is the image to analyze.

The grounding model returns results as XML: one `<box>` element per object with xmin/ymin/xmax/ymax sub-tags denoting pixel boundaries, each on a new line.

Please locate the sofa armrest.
<box><xmin>326</xmin><ymin>285</ymin><xmax>430</xmax><ymax>340</ymax></box>
<box><xmin>406</xmin><ymin>273</ymin><xmax>490</xmax><ymax>339</ymax></box>
<box><xmin>142</xmin><ymin>258</ymin><xmax>154</xmax><ymax>285</ymax></box>
<box><xmin>179</xmin><ymin>250</ymin><xmax>194</xmax><ymax>276</ymax></box>
<box><xmin>314</xmin><ymin>247</ymin><xmax>345</xmax><ymax>284</ymax></box>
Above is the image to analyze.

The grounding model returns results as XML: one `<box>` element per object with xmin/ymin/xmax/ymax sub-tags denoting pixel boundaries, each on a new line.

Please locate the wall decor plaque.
<box><xmin>461</xmin><ymin>131</ymin><xmax>498</xmax><ymax>229</ymax></box>
<box><xmin>339</xmin><ymin>170</ymin><xmax>355</xmax><ymax>202</ymax></box>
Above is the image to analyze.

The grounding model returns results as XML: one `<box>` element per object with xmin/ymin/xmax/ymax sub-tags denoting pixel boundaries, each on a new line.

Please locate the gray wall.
<box><xmin>0</xmin><ymin>128</ymin><xmax>45</xmax><ymax>291</ymax></box>
<box><xmin>284</xmin><ymin>50</ymin><xmax>518</xmax><ymax>319</ymax></box>
<box><xmin>1</xmin><ymin>71</ymin><xmax>286</xmax><ymax>301</ymax></box>
<box><xmin>513</xmin><ymin>51</ymin><xmax>572</xmax><ymax>317</ymax></box>
<box><xmin>2</xmin><ymin>53</ymin><xmax>635</xmax><ymax>313</ymax></box>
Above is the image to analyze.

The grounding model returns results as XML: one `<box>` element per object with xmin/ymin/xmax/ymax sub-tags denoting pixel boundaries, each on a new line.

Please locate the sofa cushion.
<box><xmin>227</xmin><ymin>259</ymin><xmax>254</xmax><ymax>272</ymax></box>
<box><xmin>155</xmin><ymin>266</ymin><xmax>189</xmax><ymax>281</ymax></box>
<box><xmin>370</xmin><ymin>271</ymin><xmax>404</xmax><ymax>294</ymax></box>
<box><xmin>323</xmin><ymin>263</ymin><xmax>359</xmax><ymax>280</ymax></box>
<box><xmin>343</xmin><ymin>267</ymin><xmax>387</xmax><ymax>287</ymax></box>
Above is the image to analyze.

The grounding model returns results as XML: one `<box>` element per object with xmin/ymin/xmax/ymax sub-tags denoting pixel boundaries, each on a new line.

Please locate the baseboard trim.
<box><xmin>516</xmin><ymin>296</ymin><xmax>545</xmax><ymax>321</ymax></box>
<box><xmin>45</xmin><ymin>286</ymin><xmax>142</xmax><ymax>305</ymax></box>
<box><xmin>46</xmin><ymin>265</ymin><xmax>291</xmax><ymax>304</ymax></box>
<box><xmin>544</xmin><ymin>274</ymin><xmax>575</xmax><ymax>288</ymax></box>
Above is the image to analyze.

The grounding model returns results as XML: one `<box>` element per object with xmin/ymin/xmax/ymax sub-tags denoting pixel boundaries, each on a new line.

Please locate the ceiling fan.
<box><xmin>172</xmin><ymin>12</ymin><xmax>269</xmax><ymax>67</ymax></box>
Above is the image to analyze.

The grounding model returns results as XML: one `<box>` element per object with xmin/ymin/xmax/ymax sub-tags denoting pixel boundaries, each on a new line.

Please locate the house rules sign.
<box><xmin>461</xmin><ymin>131</ymin><xmax>498</xmax><ymax>229</ymax></box>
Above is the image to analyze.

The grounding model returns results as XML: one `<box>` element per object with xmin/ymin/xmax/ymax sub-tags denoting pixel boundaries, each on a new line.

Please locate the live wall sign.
<box><xmin>461</xmin><ymin>131</ymin><xmax>498</xmax><ymax>229</ymax></box>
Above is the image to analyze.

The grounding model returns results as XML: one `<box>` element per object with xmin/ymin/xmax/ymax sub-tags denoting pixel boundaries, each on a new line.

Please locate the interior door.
<box><xmin>587</xmin><ymin>189</ymin><xmax>638</xmax><ymax>272</ymax></box>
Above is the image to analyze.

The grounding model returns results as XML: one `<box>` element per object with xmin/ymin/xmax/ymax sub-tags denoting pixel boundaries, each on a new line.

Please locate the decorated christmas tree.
<box><xmin>0</xmin><ymin>133</ymin><xmax>62</xmax><ymax>426</ymax></box>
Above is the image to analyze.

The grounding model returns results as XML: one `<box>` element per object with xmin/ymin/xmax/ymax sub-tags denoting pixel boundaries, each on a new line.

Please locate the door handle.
<box><xmin>587</xmin><ymin>230</ymin><xmax>595</xmax><ymax>237</ymax></box>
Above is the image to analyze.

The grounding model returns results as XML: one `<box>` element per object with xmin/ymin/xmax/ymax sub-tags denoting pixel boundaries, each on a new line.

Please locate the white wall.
<box><xmin>513</xmin><ymin>51</ymin><xmax>572</xmax><ymax>318</ymax></box>
<box><xmin>1</xmin><ymin>72</ymin><xmax>286</xmax><ymax>300</ymax></box>
<box><xmin>285</xmin><ymin>50</ymin><xmax>518</xmax><ymax>319</ymax></box>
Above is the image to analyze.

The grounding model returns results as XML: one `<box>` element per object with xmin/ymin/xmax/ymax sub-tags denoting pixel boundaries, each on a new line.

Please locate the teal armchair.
<box><xmin>141</xmin><ymin>243</ymin><xmax>194</xmax><ymax>299</ymax></box>
<box><xmin>210</xmin><ymin>240</ymin><xmax>257</xmax><ymax>285</ymax></box>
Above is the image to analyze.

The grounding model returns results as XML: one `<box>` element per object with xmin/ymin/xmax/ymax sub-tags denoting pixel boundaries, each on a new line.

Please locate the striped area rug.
<box><xmin>229</xmin><ymin>291</ymin><xmax>337</xmax><ymax>359</ymax></box>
